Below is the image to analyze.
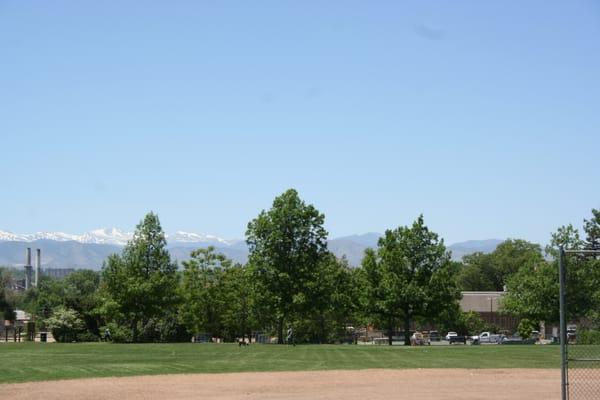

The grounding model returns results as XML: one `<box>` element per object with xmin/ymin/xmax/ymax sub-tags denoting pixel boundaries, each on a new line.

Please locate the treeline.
<box><xmin>1</xmin><ymin>190</ymin><xmax>598</xmax><ymax>344</ymax></box>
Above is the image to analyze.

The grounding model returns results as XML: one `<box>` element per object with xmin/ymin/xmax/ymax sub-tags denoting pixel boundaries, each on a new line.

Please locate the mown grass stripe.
<box><xmin>0</xmin><ymin>343</ymin><xmax>560</xmax><ymax>384</ymax></box>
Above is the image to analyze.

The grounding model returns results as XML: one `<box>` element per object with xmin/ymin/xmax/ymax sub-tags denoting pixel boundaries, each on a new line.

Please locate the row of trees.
<box><xmin>503</xmin><ymin>210</ymin><xmax>600</xmax><ymax>329</ymax></box>
<box><xmin>2</xmin><ymin>189</ymin><xmax>598</xmax><ymax>344</ymax></box>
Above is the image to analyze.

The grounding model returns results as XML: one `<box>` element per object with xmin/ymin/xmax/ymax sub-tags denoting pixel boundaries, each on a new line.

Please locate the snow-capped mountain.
<box><xmin>0</xmin><ymin>230</ymin><xmax>81</xmax><ymax>243</ymax></box>
<box><xmin>168</xmin><ymin>231</ymin><xmax>233</xmax><ymax>245</ymax></box>
<box><xmin>0</xmin><ymin>228</ymin><xmax>232</xmax><ymax>246</ymax></box>
<box><xmin>79</xmin><ymin>228</ymin><xmax>133</xmax><ymax>245</ymax></box>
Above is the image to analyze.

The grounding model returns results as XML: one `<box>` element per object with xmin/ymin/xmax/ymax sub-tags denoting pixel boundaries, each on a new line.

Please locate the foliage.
<box><xmin>101</xmin><ymin>212</ymin><xmax>179</xmax><ymax>342</ymax></box>
<box><xmin>63</xmin><ymin>270</ymin><xmax>103</xmax><ymax>336</ymax></box>
<box><xmin>45</xmin><ymin>306</ymin><xmax>85</xmax><ymax>342</ymax></box>
<box><xmin>504</xmin><ymin>209</ymin><xmax>600</xmax><ymax>326</ymax></box>
<box><xmin>502</xmin><ymin>261</ymin><xmax>559</xmax><ymax>322</ymax></box>
<box><xmin>246</xmin><ymin>189</ymin><xmax>329</xmax><ymax>343</ymax></box>
<box><xmin>297</xmin><ymin>255</ymin><xmax>362</xmax><ymax>343</ymax></box>
<box><xmin>218</xmin><ymin>264</ymin><xmax>258</xmax><ymax>341</ymax></box>
<box><xmin>102</xmin><ymin>322</ymin><xmax>132</xmax><ymax>343</ymax></box>
<box><xmin>516</xmin><ymin>318</ymin><xmax>537</xmax><ymax>339</ymax></box>
<box><xmin>459</xmin><ymin>311</ymin><xmax>486</xmax><ymax>336</ymax></box>
<box><xmin>457</xmin><ymin>239</ymin><xmax>543</xmax><ymax>291</ymax></box>
<box><xmin>179</xmin><ymin>246</ymin><xmax>232</xmax><ymax>337</ymax></box>
<box><xmin>583</xmin><ymin>209</ymin><xmax>600</xmax><ymax>250</ymax></box>
<box><xmin>363</xmin><ymin>215</ymin><xmax>460</xmax><ymax>345</ymax></box>
<box><xmin>0</xmin><ymin>269</ymin><xmax>16</xmax><ymax>321</ymax></box>
<box><xmin>456</xmin><ymin>258</ymin><xmax>495</xmax><ymax>292</ymax></box>
<box><xmin>578</xmin><ymin>329</ymin><xmax>600</xmax><ymax>345</ymax></box>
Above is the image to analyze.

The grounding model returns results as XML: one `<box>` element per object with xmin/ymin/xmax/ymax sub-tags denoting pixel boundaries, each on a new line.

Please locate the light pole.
<box><xmin>487</xmin><ymin>297</ymin><xmax>494</xmax><ymax>324</ymax></box>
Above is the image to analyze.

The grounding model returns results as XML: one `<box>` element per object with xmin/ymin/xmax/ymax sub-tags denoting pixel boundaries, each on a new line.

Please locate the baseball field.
<box><xmin>0</xmin><ymin>343</ymin><xmax>561</xmax><ymax>399</ymax></box>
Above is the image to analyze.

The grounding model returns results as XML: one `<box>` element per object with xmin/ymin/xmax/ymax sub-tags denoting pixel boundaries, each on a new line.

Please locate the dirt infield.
<box><xmin>2</xmin><ymin>369</ymin><xmax>560</xmax><ymax>400</ymax></box>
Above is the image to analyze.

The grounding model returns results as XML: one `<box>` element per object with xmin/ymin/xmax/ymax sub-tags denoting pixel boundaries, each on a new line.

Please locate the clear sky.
<box><xmin>1</xmin><ymin>1</ymin><xmax>599</xmax><ymax>244</ymax></box>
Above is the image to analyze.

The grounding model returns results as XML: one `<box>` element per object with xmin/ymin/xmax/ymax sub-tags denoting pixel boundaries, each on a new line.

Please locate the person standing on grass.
<box><xmin>286</xmin><ymin>326</ymin><xmax>295</xmax><ymax>346</ymax></box>
<box><xmin>104</xmin><ymin>328</ymin><xmax>112</xmax><ymax>341</ymax></box>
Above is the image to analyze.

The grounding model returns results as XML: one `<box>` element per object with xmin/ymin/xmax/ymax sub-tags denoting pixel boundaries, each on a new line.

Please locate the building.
<box><xmin>1</xmin><ymin>310</ymin><xmax>31</xmax><ymax>342</ymax></box>
<box><xmin>460</xmin><ymin>291</ymin><xmax>519</xmax><ymax>332</ymax></box>
<box><xmin>42</xmin><ymin>268</ymin><xmax>76</xmax><ymax>279</ymax></box>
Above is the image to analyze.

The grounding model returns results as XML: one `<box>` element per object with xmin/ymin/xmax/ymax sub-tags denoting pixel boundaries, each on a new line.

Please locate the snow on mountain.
<box><xmin>0</xmin><ymin>228</ymin><xmax>232</xmax><ymax>246</ymax></box>
<box><xmin>0</xmin><ymin>230</ymin><xmax>80</xmax><ymax>242</ymax></box>
<box><xmin>79</xmin><ymin>228</ymin><xmax>133</xmax><ymax>245</ymax></box>
<box><xmin>168</xmin><ymin>231</ymin><xmax>233</xmax><ymax>245</ymax></box>
<box><xmin>0</xmin><ymin>230</ymin><xmax>29</xmax><ymax>242</ymax></box>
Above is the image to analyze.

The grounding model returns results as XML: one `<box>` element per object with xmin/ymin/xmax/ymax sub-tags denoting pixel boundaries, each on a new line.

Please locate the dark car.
<box><xmin>429</xmin><ymin>331</ymin><xmax>441</xmax><ymax>342</ymax></box>
<box><xmin>501</xmin><ymin>335</ymin><xmax>536</xmax><ymax>345</ymax></box>
<box><xmin>449</xmin><ymin>335</ymin><xmax>467</xmax><ymax>344</ymax></box>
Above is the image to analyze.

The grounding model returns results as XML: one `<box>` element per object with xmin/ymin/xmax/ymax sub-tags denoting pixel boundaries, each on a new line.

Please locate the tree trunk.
<box><xmin>132</xmin><ymin>319</ymin><xmax>138</xmax><ymax>343</ymax></box>
<box><xmin>277</xmin><ymin>316</ymin><xmax>284</xmax><ymax>344</ymax></box>
<box><xmin>404</xmin><ymin>314</ymin><xmax>411</xmax><ymax>346</ymax></box>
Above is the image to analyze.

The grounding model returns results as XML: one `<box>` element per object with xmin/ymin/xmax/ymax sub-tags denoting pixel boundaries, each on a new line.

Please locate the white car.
<box><xmin>445</xmin><ymin>332</ymin><xmax>458</xmax><ymax>341</ymax></box>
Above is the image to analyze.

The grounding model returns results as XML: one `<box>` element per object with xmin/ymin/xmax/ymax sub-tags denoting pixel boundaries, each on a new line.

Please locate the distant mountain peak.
<box><xmin>168</xmin><ymin>231</ymin><xmax>233</xmax><ymax>245</ymax></box>
<box><xmin>0</xmin><ymin>228</ymin><xmax>231</xmax><ymax>247</ymax></box>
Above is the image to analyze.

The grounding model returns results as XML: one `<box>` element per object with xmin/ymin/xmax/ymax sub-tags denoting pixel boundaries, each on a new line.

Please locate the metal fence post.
<box><xmin>559</xmin><ymin>247</ymin><xmax>567</xmax><ymax>400</ymax></box>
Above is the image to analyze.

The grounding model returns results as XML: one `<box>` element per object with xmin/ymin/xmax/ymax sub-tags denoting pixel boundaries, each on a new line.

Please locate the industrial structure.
<box><xmin>22</xmin><ymin>247</ymin><xmax>42</xmax><ymax>290</ymax></box>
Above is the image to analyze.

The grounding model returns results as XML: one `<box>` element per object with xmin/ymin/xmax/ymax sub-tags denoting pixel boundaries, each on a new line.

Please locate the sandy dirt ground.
<box><xmin>2</xmin><ymin>369</ymin><xmax>560</xmax><ymax>400</ymax></box>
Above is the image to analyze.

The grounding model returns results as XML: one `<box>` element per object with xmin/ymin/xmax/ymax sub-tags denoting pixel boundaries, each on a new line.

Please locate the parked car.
<box><xmin>501</xmin><ymin>335</ymin><xmax>536</xmax><ymax>345</ymax></box>
<box><xmin>429</xmin><ymin>330</ymin><xmax>441</xmax><ymax>342</ymax></box>
<box><xmin>567</xmin><ymin>328</ymin><xmax>577</xmax><ymax>343</ymax></box>
<box><xmin>411</xmin><ymin>331</ymin><xmax>431</xmax><ymax>346</ymax></box>
<box><xmin>471</xmin><ymin>332</ymin><xmax>503</xmax><ymax>345</ymax></box>
<box><xmin>449</xmin><ymin>335</ymin><xmax>467</xmax><ymax>345</ymax></box>
<box><xmin>445</xmin><ymin>332</ymin><xmax>458</xmax><ymax>341</ymax></box>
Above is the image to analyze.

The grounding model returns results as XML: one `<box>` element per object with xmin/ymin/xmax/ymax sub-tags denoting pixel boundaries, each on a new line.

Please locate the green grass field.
<box><xmin>0</xmin><ymin>343</ymin><xmax>559</xmax><ymax>384</ymax></box>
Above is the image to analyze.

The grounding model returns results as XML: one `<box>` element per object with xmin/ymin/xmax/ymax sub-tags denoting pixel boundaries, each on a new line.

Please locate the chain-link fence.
<box><xmin>567</xmin><ymin>344</ymin><xmax>600</xmax><ymax>399</ymax></box>
<box><xmin>560</xmin><ymin>248</ymin><xmax>600</xmax><ymax>400</ymax></box>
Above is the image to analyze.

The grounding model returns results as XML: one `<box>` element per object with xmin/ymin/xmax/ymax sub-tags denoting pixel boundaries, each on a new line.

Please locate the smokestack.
<box><xmin>25</xmin><ymin>247</ymin><xmax>33</xmax><ymax>290</ymax></box>
<box><xmin>35</xmin><ymin>249</ymin><xmax>41</xmax><ymax>287</ymax></box>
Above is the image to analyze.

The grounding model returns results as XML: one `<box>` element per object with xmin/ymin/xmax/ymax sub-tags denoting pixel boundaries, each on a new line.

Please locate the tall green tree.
<box><xmin>302</xmin><ymin>254</ymin><xmax>361</xmax><ymax>343</ymax></box>
<box><xmin>180</xmin><ymin>246</ymin><xmax>232</xmax><ymax>337</ymax></box>
<box><xmin>102</xmin><ymin>212</ymin><xmax>178</xmax><ymax>342</ymax></box>
<box><xmin>584</xmin><ymin>208</ymin><xmax>600</xmax><ymax>250</ymax></box>
<box><xmin>63</xmin><ymin>270</ymin><xmax>102</xmax><ymax>337</ymax></box>
<box><xmin>0</xmin><ymin>269</ymin><xmax>16</xmax><ymax>322</ymax></box>
<box><xmin>363</xmin><ymin>215</ymin><xmax>460</xmax><ymax>345</ymax></box>
<box><xmin>457</xmin><ymin>240</ymin><xmax>543</xmax><ymax>292</ymax></box>
<box><xmin>504</xmin><ymin>211</ymin><xmax>600</xmax><ymax>327</ymax></box>
<box><xmin>502</xmin><ymin>261</ymin><xmax>559</xmax><ymax>323</ymax></box>
<box><xmin>218</xmin><ymin>264</ymin><xmax>256</xmax><ymax>341</ymax></box>
<box><xmin>246</xmin><ymin>189</ymin><xmax>328</xmax><ymax>343</ymax></box>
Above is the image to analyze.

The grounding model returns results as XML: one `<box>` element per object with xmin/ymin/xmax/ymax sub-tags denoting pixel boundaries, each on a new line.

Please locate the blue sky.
<box><xmin>1</xmin><ymin>1</ymin><xmax>599</xmax><ymax>244</ymax></box>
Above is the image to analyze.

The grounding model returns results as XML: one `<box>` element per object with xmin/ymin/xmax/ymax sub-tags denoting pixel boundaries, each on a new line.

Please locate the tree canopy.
<box><xmin>362</xmin><ymin>215</ymin><xmax>460</xmax><ymax>345</ymax></box>
<box><xmin>246</xmin><ymin>188</ymin><xmax>329</xmax><ymax>343</ymax></box>
<box><xmin>102</xmin><ymin>212</ymin><xmax>179</xmax><ymax>342</ymax></box>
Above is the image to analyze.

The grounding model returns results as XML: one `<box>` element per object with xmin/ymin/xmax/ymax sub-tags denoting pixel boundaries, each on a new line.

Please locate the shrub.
<box><xmin>77</xmin><ymin>331</ymin><xmax>100</xmax><ymax>342</ymax></box>
<box><xmin>578</xmin><ymin>329</ymin><xmax>600</xmax><ymax>345</ymax></box>
<box><xmin>517</xmin><ymin>318</ymin><xmax>537</xmax><ymax>339</ymax></box>
<box><xmin>102</xmin><ymin>322</ymin><xmax>132</xmax><ymax>343</ymax></box>
<box><xmin>45</xmin><ymin>307</ymin><xmax>85</xmax><ymax>343</ymax></box>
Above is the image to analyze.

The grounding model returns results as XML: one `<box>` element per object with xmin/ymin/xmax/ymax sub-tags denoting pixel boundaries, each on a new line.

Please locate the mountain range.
<box><xmin>0</xmin><ymin>229</ymin><xmax>503</xmax><ymax>270</ymax></box>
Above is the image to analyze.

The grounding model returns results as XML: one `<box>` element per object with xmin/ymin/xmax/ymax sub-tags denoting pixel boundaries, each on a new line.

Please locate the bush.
<box><xmin>460</xmin><ymin>311</ymin><xmax>486</xmax><ymax>335</ymax></box>
<box><xmin>76</xmin><ymin>331</ymin><xmax>100</xmax><ymax>342</ymax></box>
<box><xmin>578</xmin><ymin>329</ymin><xmax>600</xmax><ymax>344</ymax></box>
<box><xmin>517</xmin><ymin>318</ymin><xmax>537</xmax><ymax>339</ymax></box>
<box><xmin>103</xmin><ymin>322</ymin><xmax>132</xmax><ymax>343</ymax></box>
<box><xmin>45</xmin><ymin>307</ymin><xmax>85</xmax><ymax>343</ymax></box>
